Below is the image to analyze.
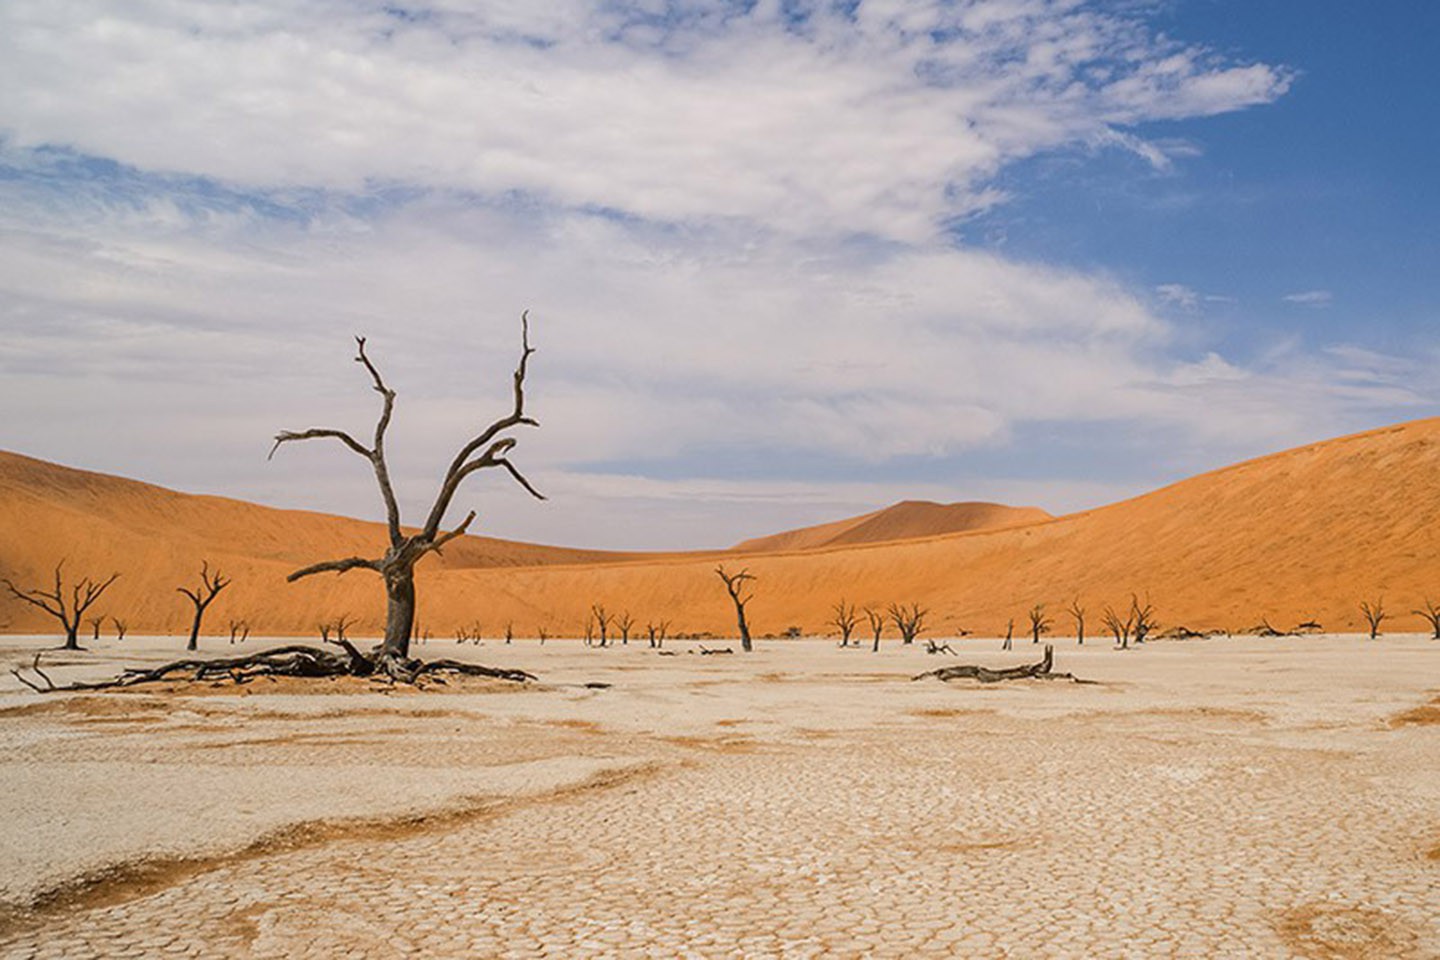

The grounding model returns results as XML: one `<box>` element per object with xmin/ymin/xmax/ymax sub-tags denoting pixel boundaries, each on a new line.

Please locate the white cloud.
<box><xmin>0</xmin><ymin>0</ymin><xmax>1292</xmax><ymax>242</ymax></box>
<box><xmin>1283</xmin><ymin>289</ymin><xmax>1333</xmax><ymax>306</ymax></box>
<box><xmin>1155</xmin><ymin>283</ymin><xmax>1199</xmax><ymax>309</ymax></box>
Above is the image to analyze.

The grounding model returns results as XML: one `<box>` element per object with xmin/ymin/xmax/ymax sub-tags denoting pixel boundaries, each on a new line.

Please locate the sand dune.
<box><xmin>3</xmin><ymin>417</ymin><xmax>1439</xmax><ymax>639</ymax></box>
<box><xmin>733</xmin><ymin>500</ymin><xmax>1051</xmax><ymax>552</ymax></box>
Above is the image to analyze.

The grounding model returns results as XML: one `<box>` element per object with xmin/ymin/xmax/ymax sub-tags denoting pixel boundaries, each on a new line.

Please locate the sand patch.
<box><xmin>1275</xmin><ymin>903</ymin><xmax>1427</xmax><ymax>959</ymax></box>
<box><xmin>1389</xmin><ymin>697</ymin><xmax>1440</xmax><ymax>727</ymax></box>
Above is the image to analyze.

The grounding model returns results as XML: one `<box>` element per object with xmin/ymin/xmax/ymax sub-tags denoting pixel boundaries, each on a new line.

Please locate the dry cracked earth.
<box><xmin>1</xmin><ymin>636</ymin><xmax>1437</xmax><ymax>958</ymax></box>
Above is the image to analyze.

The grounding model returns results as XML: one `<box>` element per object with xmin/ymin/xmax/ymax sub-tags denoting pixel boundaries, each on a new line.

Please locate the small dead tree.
<box><xmin>2</xmin><ymin>562</ymin><xmax>120</xmax><ymax>650</ymax></box>
<box><xmin>888</xmin><ymin>602</ymin><xmax>927</xmax><ymax>645</ymax></box>
<box><xmin>227</xmin><ymin>618</ymin><xmax>252</xmax><ymax>644</ymax></box>
<box><xmin>646</xmin><ymin>620</ymin><xmax>671</xmax><ymax>649</ymax></box>
<box><xmin>111</xmin><ymin>617</ymin><xmax>128</xmax><ymax>641</ymax></box>
<box><xmin>537</xmin><ymin>626</ymin><xmax>549</xmax><ymax>645</ymax></box>
<box><xmin>177</xmin><ymin>561</ymin><xmax>230</xmax><ymax>652</ymax></box>
<box><xmin>1067</xmin><ymin>597</ymin><xmax>1086</xmax><ymax>645</ymax></box>
<box><xmin>1027</xmin><ymin>603</ymin><xmax>1052</xmax><ymax>644</ymax></box>
<box><xmin>267</xmin><ymin>316</ymin><xmax>544</xmax><ymax>681</ymax></box>
<box><xmin>1102</xmin><ymin>602</ymin><xmax>1135</xmax><ymax>649</ymax></box>
<box><xmin>1130</xmin><ymin>595</ymin><xmax>1158</xmax><ymax>645</ymax></box>
<box><xmin>87</xmin><ymin>616</ymin><xmax>105</xmax><ymax>641</ymax></box>
<box><xmin>863</xmin><ymin>606</ymin><xmax>885</xmax><ymax>652</ymax></box>
<box><xmin>615</xmin><ymin>611</ymin><xmax>634</xmax><ymax>645</ymax></box>
<box><xmin>830</xmin><ymin>600</ymin><xmax>859</xmax><ymax>647</ymax></box>
<box><xmin>1359</xmin><ymin>597</ymin><xmax>1386</xmax><ymax>640</ymax></box>
<box><xmin>504</xmin><ymin>620</ymin><xmax>514</xmax><ymax>645</ymax></box>
<box><xmin>1414</xmin><ymin>599</ymin><xmax>1440</xmax><ymax>640</ymax></box>
<box><xmin>591</xmin><ymin>605</ymin><xmax>613</xmax><ymax>647</ymax></box>
<box><xmin>715</xmin><ymin>565</ymin><xmax>756</xmax><ymax>652</ymax></box>
<box><xmin>1002</xmin><ymin>618</ymin><xmax>1015</xmax><ymax>651</ymax></box>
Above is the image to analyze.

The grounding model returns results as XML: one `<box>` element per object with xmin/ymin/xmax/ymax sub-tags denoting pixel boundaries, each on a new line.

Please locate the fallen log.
<box><xmin>912</xmin><ymin>644</ymin><xmax>1088</xmax><ymax>684</ymax></box>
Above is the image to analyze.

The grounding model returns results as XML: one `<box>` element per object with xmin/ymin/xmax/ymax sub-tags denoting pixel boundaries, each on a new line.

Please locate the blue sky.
<box><xmin>0</xmin><ymin>1</ymin><xmax>1435</xmax><ymax>549</ymax></box>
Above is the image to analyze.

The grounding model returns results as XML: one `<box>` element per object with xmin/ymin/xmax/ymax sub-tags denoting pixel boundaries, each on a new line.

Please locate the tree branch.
<box><xmin>268</xmin><ymin>428</ymin><xmax>370</xmax><ymax>461</ymax></box>
<box><xmin>286</xmin><ymin>557</ymin><xmax>380</xmax><ymax>583</ymax></box>
<box><xmin>354</xmin><ymin>337</ymin><xmax>403</xmax><ymax>545</ymax></box>
<box><xmin>424</xmin><ymin>314</ymin><xmax>540</xmax><ymax>537</ymax></box>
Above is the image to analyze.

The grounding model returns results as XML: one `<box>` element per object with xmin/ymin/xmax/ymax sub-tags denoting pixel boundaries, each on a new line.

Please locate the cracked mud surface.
<box><xmin>2</xmin><ymin>635</ymin><xmax>1437</xmax><ymax>957</ymax></box>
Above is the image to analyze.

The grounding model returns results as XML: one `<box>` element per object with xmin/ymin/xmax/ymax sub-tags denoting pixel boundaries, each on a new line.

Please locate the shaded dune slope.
<box><xmin>3</xmin><ymin>418</ymin><xmax>1439</xmax><ymax>639</ymax></box>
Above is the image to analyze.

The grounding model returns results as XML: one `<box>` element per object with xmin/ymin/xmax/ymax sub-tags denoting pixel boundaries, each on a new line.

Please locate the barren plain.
<box><xmin>2</xmin><ymin>632</ymin><xmax>1437</xmax><ymax>958</ymax></box>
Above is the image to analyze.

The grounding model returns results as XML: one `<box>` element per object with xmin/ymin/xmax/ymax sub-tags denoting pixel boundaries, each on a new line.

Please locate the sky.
<box><xmin>1</xmin><ymin>0</ymin><xmax>1436</xmax><ymax>551</ymax></box>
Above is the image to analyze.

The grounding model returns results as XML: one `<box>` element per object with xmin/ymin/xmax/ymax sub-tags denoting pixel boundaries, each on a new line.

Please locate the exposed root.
<box><xmin>912</xmin><ymin>644</ymin><xmax>1091</xmax><ymax>684</ymax></box>
<box><xmin>9</xmin><ymin>645</ymin><xmax>535</xmax><ymax>694</ymax></box>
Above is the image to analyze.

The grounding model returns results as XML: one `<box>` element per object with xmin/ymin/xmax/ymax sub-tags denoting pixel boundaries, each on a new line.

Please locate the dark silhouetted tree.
<box><xmin>177</xmin><ymin>561</ymin><xmax>230</xmax><ymax>652</ymax></box>
<box><xmin>3</xmin><ymin>562</ymin><xmax>120</xmax><ymax>650</ymax></box>
<box><xmin>715</xmin><ymin>565</ymin><xmax>756</xmax><ymax>652</ymax></box>
<box><xmin>269</xmin><ymin>318</ymin><xmax>542</xmax><ymax>680</ymax></box>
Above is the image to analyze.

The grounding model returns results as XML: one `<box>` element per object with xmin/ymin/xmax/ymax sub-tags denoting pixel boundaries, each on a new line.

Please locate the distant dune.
<box><xmin>3</xmin><ymin>418</ymin><xmax>1439</xmax><ymax>640</ymax></box>
<box><xmin>733</xmin><ymin>500</ymin><xmax>1052</xmax><ymax>552</ymax></box>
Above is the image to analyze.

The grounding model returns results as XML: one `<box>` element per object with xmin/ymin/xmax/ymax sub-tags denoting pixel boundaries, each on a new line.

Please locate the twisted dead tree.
<box><xmin>1359</xmin><ymin>597</ymin><xmax>1386</xmax><ymax>640</ymax></box>
<box><xmin>590</xmin><ymin>605</ymin><xmax>613</xmax><ymax>647</ymax></box>
<box><xmin>863</xmin><ymin>606</ymin><xmax>884</xmax><ymax>652</ymax></box>
<box><xmin>913</xmin><ymin>644</ymin><xmax>1086</xmax><ymax>684</ymax></box>
<box><xmin>2</xmin><ymin>563</ymin><xmax>120</xmax><ymax>650</ymax></box>
<box><xmin>1067</xmin><ymin>597</ymin><xmax>1086</xmax><ymax>645</ymax></box>
<box><xmin>1027</xmin><ymin>603</ymin><xmax>1052</xmax><ymax>644</ymax></box>
<box><xmin>615</xmin><ymin>611</ymin><xmax>634</xmax><ymax>646</ymax></box>
<box><xmin>10</xmin><ymin>319</ymin><xmax>544</xmax><ymax>693</ymax></box>
<box><xmin>888</xmin><ymin>602</ymin><xmax>927</xmax><ymax>645</ymax></box>
<box><xmin>178</xmin><ymin>561</ymin><xmax>230</xmax><ymax>652</ymax></box>
<box><xmin>715</xmin><ymin>565</ymin><xmax>756</xmax><ymax>652</ymax></box>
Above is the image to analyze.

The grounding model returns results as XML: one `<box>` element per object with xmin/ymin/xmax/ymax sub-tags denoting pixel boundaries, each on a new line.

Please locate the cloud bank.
<box><xmin>0</xmin><ymin>1</ymin><xmax>1427</xmax><ymax>548</ymax></box>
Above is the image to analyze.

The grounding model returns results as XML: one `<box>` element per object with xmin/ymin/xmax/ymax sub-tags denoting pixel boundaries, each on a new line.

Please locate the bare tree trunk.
<box><xmin>380</xmin><ymin>565</ymin><xmax>417</xmax><ymax>662</ymax></box>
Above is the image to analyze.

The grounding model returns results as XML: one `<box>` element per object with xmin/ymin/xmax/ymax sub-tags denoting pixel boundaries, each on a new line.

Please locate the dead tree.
<box><xmin>504</xmin><ymin>620</ymin><xmax>514</xmax><ymax>645</ymax></box>
<box><xmin>615</xmin><ymin>611</ymin><xmax>634</xmax><ymax>645</ymax></box>
<box><xmin>227</xmin><ymin>618</ymin><xmax>252</xmax><ymax>644</ymax></box>
<box><xmin>1102</xmin><ymin>602</ymin><xmax>1135</xmax><ymax>649</ymax></box>
<box><xmin>87</xmin><ymin>616</ymin><xmax>104</xmax><ymax>641</ymax></box>
<box><xmin>111</xmin><ymin>617</ymin><xmax>128</xmax><ymax>641</ymax></box>
<box><xmin>1359</xmin><ymin>597</ymin><xmax>1386</xmax><ymax>640</ymax></box>
<box><xmin>923</xmin><ymin>638</ymin><xmax>955</xmax><ymax>655</ymax></box>
<box><xmin>1027</xmin><ymin>603</ymin><xmax>1052</xmax><ymax>644</ymax></box>
<box><xmin>1414</xmin><ymin>599</ymin><xmax>1440</xmax><ymax>639</ymax></box>
<box><xmin>888</xmin><ymin>602</ymin><xmax>927</xmax><ymax>645</ymax></box>
<box><xmin>1002</xmin><ymin>618</ymin><xmax>1015</xmax><ymax>651</ymax></box>
<box><xmin>267</xmin><ymin>317</ymin><xmax>544</xmax><ymax>681</ymax></box>
<box><xmin>537</xmin><ymin>626</ymin><xmax>549</xmax><ymax>645</ymax></box>
<box><xmin>590</xmin><ymin>605</ymin><xmax>613</xmax><ymax>647</ymax></box>
<box><xmin>646</xmin><ymin>620</ymin><xmax>671</xmax><ymax>649</ymax></box>
<box><xmin>830</xmin><ymin>600</ymin><xmax>859</xmax><ymax>647</ymax></box>
<box><xmin>1130</xmin><ymin>595</ymin><xmax>1158</xmax><ymax>645</ymax></box>
<box><xmin>583</xmin><ymin>614</ymin><xmax>594</xmax><ymax>647</ymax></box>
<box><xmin>2</xmin><ymin>562</ymin><xmax>120</xmax><ymax>650</ymax></box>
<box><xmin>715</xmin><ymin>565</ymin><xmax>756</xmax><ymax>652</ymax></box>
<box><xmin>1067</xmin><ymin>597</ymin><xmax>1086</xmax><ymax>645</ymax></box>
<box><xmin>177</xmin><ymin>561</ymin><xmax>231</xmax><ymax>652</ymax></box>
<box><xmin>913</xmin><ymin>644</ymin><xmax>1085</xmax><ymax>683</ymax></box>
<box><xmin>863</xmin><ymin>606</ymin><xmax>884</xmax><ymax>652</ymax></box>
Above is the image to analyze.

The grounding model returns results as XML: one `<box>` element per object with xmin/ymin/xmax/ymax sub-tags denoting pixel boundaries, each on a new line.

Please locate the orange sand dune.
<box><xmin>3</xmin><ymin>418</ymin><xmax>1439</xmax><ymax>641</ymax></box>
<box><xmin>734</xmin><ymin>500</ymin><xmax>1051</xmax><ymax>552</ymax></box>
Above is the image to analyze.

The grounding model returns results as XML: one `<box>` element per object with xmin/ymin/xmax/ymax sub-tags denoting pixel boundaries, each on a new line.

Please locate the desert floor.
<box><xmin>1</xmin><ymin>634</ymin><xmax>1437</xmax><ymax>959</ymax></box>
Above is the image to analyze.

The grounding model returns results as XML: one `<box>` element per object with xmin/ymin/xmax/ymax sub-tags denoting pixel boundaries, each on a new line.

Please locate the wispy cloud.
<box><xmin>1283</xmin><ymin>289</ymin><xmax>1333</xmax><ymax>306</ymax></box>
<box><xmin>1155</xmin><ymin>283</ymin><xmax>1199</xmax><ymax>309</ymax></box>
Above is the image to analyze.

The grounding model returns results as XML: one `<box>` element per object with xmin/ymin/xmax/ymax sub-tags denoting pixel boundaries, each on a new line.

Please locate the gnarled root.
<box><xmin>9</xmin><ymin>644</ymin><xmax>535</xmax><ymax>693</ymax></box>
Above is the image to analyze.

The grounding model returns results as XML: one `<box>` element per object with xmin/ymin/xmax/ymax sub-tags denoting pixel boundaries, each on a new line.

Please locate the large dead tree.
<box><xmin>2</xmin><ymin>563</ymin><xmax>120</xmax><ymax>650</ymax></box>
<box><xmin>715</xmin><ymin>565</ymin><xmax>756</xmax><ymax>652</ymax></box>
<box><xmin>178</xmin><ymin>561</ymin><xmax>230</xmax><ymax>652</ymax></box>
<box><xmin>267</xmin><ymin>318</ymin><xmax>543</xmax><ymax>680</ymax></box>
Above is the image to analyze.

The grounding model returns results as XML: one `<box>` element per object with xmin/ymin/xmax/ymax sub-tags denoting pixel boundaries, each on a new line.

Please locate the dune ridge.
<box><xmin>3</xmin><ymin>417</ymin><xmax>1439</xmax><ymax>639</ymax></box>
<box><xmin>733</xmin><ymin>500</ymin><xmax>1052</xmax><ymax>552</ymax></box>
